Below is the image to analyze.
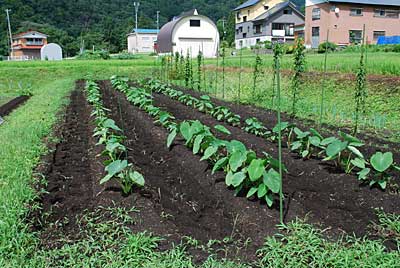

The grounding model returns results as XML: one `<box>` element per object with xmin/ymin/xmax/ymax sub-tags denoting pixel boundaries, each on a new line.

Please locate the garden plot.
<box><xmin>0</xmin><ymin>95</ymin><xmax>30</xmax><ymax>117</ymax></box>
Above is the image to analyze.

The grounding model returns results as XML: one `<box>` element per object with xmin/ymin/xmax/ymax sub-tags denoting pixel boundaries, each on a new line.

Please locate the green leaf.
<box><xmin>357</xmin><ymin>168</ymin><xmax>370</xmax><ymax>180</ymax></box>
<box><xmin>265</xmin><ymin>193</ymin><xmax>274</xmax><ymax>207</ymax></box>
<box><xmin>103</xmin><ymin>119</ymin><xmax>122</xmax><ymax>131</ymax></box>
<box><xmin>339</xmin><ymin>131</ymin><xmax>363</xmax><ymax>145</ymax></box>
<box><xmin>129</xmin><ymin>170</ymin><xmax>145</xmax><ymax>187</ymax></box>
<box><xmin>378</xmin><ymin>180</ymin><xmax>387</xmax><ymax>190</ymax></box>
<box><xmin>326</xmin><ymin>140</ymin><xmax>348</xmax><ymax>158</ymax></box>
<box><xmin>200</xmin><ymin>146</ymin><xmax>218</xmax><ymax>161</ymax></box>
<box><xmin>167</xmin><ymin>129</ymin><xmax>177</xmax><ymax>148</ymax></box>
<box><xmin>248</xmin><ymin>159</ymin><xmax>265</xmax><ymax>181</ymax></box>
<box><xmin>214</xmin><ymin>125</ymin><xmax>231</xmax><ymax>135</ymax></box>
<box><xmin>348</xmin><ymin>146</ymin><xmax>364</xmax><ymax>159</ymax></box>
<box><xmin>246</xmin><ymin>187</ymin><xmax>258</xmax><ymax>198</ymax></box>
<box><xmin>291</xmin><ymin>141</ymin><xmax>302</xmax><ymax>151</ymax></box>
<box><xmin>351</xmin><ymin>158</ymin><xmax>366</xmax><ymax>169</ymax></box>
<box><xmin>225</xmin><ymin>171</ymin><xmax>234</xmax><ymax>186</ymax></box>
<box><xmin>212</xmin><ymin>157</ymin><xmax>228</xmax><ymax>174</ymax></box>
<box><xmin>227</xmin><ymin>140</ymin><xmax>247</xmax><ymax>154</ymax></box>
<box><xmin>370</xmin><ymin>152</ymin><xmax>393</xmax><ymax>173</ymax></box>
<box><xmin>320</xmin><ymin>137</ymin><xmax>337</xmax><ymax>146</ymax></box>
<box><xmin>229</xmin><ymin>151</ymin><xmax>246</xmax><ymax>172</ymax></box>
<box><xmin>100</xmin><ymin>174</ymin><xmax>113</xmax><ymax>185</ymax></box>
<box><xmin>263</xmin><ymin>169</ymin><xmax>281</xmax><ymax>194</ymax></box>
<box><xmin>193</xmin><ymin>134</ymin><xmax>204</xmax><ymax>154</ymax></box>
<box><xmin>180</xmin><ymin>122</ymin><xmax>191</xmax><ymax>141</ymax></box>
<box><xmin>257</xmin><ymin>184</ymin><xmax>267</xmax><ymax>198</ymax></box>
<box><xmin>310</xmin><ymin>128</ymin><xmax>323</xmax><ymax>140</ymax></box>
<box><xmin>301</xmin><ymin>150</ymin><xmax>309</xmax><ymax>158</ymax></box>
<box><xmin>231</xmin><ymin>171</ymin><xmax>246</xmax><ymax>187</ymax></box>
<box><xmin>105</xmin><ymin>160</ymin><xmax>128</xmax><ymax>177</ymax></box>
<box><xmin>309</xmin><ymin>136</ymin><xmax>321</xmax><ymax>147</ymax></box>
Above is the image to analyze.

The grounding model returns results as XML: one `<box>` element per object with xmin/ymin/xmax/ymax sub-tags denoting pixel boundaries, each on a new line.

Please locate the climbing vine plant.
<box><xmin>291</xmin><ymin>38</ymin><xmax>306</xmax><ymax>117</ymax></box>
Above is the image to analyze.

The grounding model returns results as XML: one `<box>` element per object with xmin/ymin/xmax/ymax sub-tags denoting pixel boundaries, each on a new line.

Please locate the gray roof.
<box><xmin>329</xmin><ymin>0</ymin><xmax>400</xmax><ymax>6</ymax></box>
<box><xmin>254</xmin><ymin>1</ymin><xmax>304</xmax><ymax>21</ymax></box>
<box><xmin>234</xmin><ymin>0</ymin><xmax>260</xmax><ymax>11</ymax></box>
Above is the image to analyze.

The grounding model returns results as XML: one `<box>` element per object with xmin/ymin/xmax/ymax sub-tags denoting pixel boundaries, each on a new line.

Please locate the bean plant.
<box><xmin>291</xmin><ymin>38</ymin><xmax>306</xmax><ymax>117</ymax></box>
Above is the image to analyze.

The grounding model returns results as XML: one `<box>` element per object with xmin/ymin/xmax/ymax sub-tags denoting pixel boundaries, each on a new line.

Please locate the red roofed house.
<box><xmin>12</xmin><ymin>30</ymin><xmax>48</xmax><ymax>60</ymax></box>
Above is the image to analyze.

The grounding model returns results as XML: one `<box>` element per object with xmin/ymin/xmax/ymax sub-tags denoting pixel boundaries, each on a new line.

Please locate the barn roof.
<box><xmin>254</xmin><ymin>1</ymin><xmax>304</xmax><ymax>21</ymax></box>
<box><xmin>233</xmin><ymin>0</ymin><xmax>260</xmax><ymax>11</ymax></box>
<box><xmin>328</xmin><ymin>0</ymin><xmax>400</xmax><ymax>6</ymax></box>
<box><xmin>157</xmin><ymin>9</ymin><xmax>217</xmax><ymax>53</ymax></box>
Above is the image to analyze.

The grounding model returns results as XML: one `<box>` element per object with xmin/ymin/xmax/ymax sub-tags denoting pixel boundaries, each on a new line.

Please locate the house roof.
<box><xmin>130</xmin><ymin>28</ymin><xmax>159</xmax><ymax>34</ymax></box>
<box><xmin>234</xmin><ymin>0</ymin><xmax>260</xmax><ymax>11</ymax></box>
<box><xmin>328</xmin><ymin>0</ymin><xmax>400</xmax><ymax>6</ymax></box>
<box><xmin>254</xmin><ymin>1</ymin><xmax>304</xmax><ymax>21</ymax></box>
<box><xmin>13</xmin><ymin>30</ymin><xmax>48</xmax><ymax>39</ymax></box>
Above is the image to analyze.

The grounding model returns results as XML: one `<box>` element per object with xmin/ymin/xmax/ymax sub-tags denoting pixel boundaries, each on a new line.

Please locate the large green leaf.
<box><xmin>325</xmin><ymin>140</ymin><xmax>348</xmax><ymax>158</ymax></box>
<box><xmin>214</xmin><ymin>125</ymin><xmax>231</xmax><ymax>135</ymax></box>
<box><xmin>179</xmin><ymin>122</ymin><xmax>191</xmax><ymax>141</ymax></box>
<box><xmin>226</xmin><ymin>140</ymin><xmax>246</xmax><ymax>154</ymax></box>
<box><xmin>246</xmin><ymin>187</ymin><xmax>258</xmax><ymax>198</ymax></box>
<box><xmin>265</xmin><ymin>193</ymin><xmax>274</xmax><ymax>207</ymax></box>
<box><xmin>248</xmin><ymin>159</ymin><xmax>265</xmax><ymax>181</ymax></box>
<box><xmin>225</xmin><ymin>171</ymin><xmax>234</xmax><ymax>186</ymax></box>
<box><xmin>167</xmin><ymin>129</ymin><xmax>177</xmax><ymax>148</ymax></box>
<box><xmin>229</xmin><ymin>151</ymin><xmax>247</xmax><ymax>172</ymax></box>
<box><xmin>257</xmin><ymin>184</ymin><xmax>267</xmax><ymax>198</ymax></box>
<box><xmin>212</xmin><ymin>157</ymin><xmax>228</xmax><ymax>174</ymax></box>
<box><xmin>348</xmin><ymin>146</ymin><xmax>364</xmax><ymax>159</ymax></box>
<box><xmin>263</xmin><ymin>169</ymin><xmax>281</xmax><ymax>194</ymax></box>
<box><xmin>200</xmin><ymin>146</ymin><xmax>218</xmax><ymax>161</ymax></box>
<box><xmin>193</xmin><ymin>134</ymin><xmax>205</xmax><ymax>154</ymax></box>
<box><xmin>231</xmin><ymin>171</ymin><xmax>246</xmax><ymax>187</ymax></box>
<box><xmin>101</xmin><ymin>160</ymin><xmax>128</xmax><ymax>184</ymax></box>
<box><xmin>129</xmin><ymin>170</ymin><xmax>145</xmax><ymax>187</ymax></box>
<box><xmin>370</xmin><ymin>152</ymin><xmax>393</xmax><ymax>172</ymax></box>
<box><xmin>103</xmin><ymin>119</ymin><xmax>122</xmax><ymax>131</ymax></box>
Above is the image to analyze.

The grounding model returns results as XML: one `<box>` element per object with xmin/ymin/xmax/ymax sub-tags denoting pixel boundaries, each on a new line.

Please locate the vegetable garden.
<box><xmin>1</xmin><ymin>54</ymin><xmax>400</xmax><ymax>266</ymax></box>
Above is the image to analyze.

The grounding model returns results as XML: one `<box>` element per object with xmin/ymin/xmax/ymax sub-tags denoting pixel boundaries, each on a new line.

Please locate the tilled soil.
<box><xmin>36</xmin><ymin>80</ymin><xmax>399</xmax><ymax>262</ymax></box>
<box><xmin>0</xmin><ymin>95</ymin><xmax>29</xmax><ymax>117</ymax></box>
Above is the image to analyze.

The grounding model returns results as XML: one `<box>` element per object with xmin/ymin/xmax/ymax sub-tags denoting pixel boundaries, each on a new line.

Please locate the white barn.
<box><xmin>127</xmin><ymin>29</ymin><xmax>159</xmax><ymax>53</ymax></box>
<box><xmin>157</xmin><ymin>9</ymin><xmax>219</xmax><ymax>58</ymax></box>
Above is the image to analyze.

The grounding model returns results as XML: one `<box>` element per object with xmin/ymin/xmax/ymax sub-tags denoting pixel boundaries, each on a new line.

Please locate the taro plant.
<box><xmin>290</xmin><ymin>127</ymin><xmax>325</xmax><ymax>159</ymax></box>
<box><xmin>211</xmin><ymin>106</ymin><xmax>241</xmax><ymax>126</ymax></box>
<box><xmin>195</xmin><ymin>95</ymin><xmax>214</xmax><ymax>113</ymax></box>
<box><xmin>243</xmin><ymin>117</ymin><xmax>271</xmax><ymax>138</ymax></box>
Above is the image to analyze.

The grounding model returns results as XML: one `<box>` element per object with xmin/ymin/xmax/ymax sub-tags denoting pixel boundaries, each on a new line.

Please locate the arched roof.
<box><xmin>157</xmin><ymin>10</ymin><xmax>218</xmax><ymax>53</ymax></box>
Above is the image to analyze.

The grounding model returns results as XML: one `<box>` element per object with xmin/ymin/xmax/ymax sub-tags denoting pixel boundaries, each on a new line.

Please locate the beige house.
<box><xmin>127</xmin><ymin>29</ymin><xmax>159</xmax><ymax>53</ymax></box>
<box><xmin>305</xmin><ymin>0</ymin><xmax>400</xmax><ymax>48</ymax></box>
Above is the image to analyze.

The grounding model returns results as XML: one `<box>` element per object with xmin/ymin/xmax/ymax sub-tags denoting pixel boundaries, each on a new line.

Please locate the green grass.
<box><xmin>0</xmin><ymin>58</ymin><xmax>399</xmax><ymax>266</ymax></box>
<box><xmin>206</xmin><ymin>49</ymin><xmax>400</xmax><ymax>76</ymax></box>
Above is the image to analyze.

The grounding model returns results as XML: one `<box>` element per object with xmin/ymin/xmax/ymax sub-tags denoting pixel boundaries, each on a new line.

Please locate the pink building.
<box><xmin>305</xmin><ymin>0</ymin><xmax>400</xmax><ymax>48</ymax></box>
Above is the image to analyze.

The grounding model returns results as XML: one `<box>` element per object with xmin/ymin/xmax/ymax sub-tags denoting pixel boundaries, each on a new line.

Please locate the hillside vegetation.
<box><xmin>0</xmin><ymin>0</ymin><xmax>304</xmax><ymax>57</ymax></box>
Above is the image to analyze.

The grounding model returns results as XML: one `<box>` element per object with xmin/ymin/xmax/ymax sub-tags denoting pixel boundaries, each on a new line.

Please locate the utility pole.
<box><xmin>134</xmin><ymin>2</ymin><xmax>140</xmax><ymax>53</ymax></box>
<box><xmin>5</xmin><ymin>9</ymin><xmax>14</xmax><ymax>59</ymax></box>
<box><xmin>156</xmin><ymin>11</ymin><xmax>160</xmax><ymax>31</ymax></box>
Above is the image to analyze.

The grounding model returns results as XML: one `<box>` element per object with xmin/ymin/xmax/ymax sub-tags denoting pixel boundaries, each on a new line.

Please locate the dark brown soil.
<box><xmin>35</xmin><ymin>80</ymin><xmax>399</xmax><ymax>262</ymax></box>
<box><xmin>0</xmin><ymin>95</ymin><xmax>29</xmax><ymax>117</ymax></box>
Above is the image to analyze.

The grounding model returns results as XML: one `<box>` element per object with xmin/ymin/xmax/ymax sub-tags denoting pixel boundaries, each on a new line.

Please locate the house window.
<box><xmin>190</xmin><ymin>20</ymin><xmax>201</xmax><ymax>27</ymax></box>
<box><xmin>256</xmin><ymin>38</ymin><xmax>261</xmax><ymax>43</ymax></box>
<box><xmin>312</xmin><ymin>8</ymin><xmax>321</xmax><ymax>20</ymax></box>
<box><xmin>349</xmin><ymin>30</ymin><xmax>363</xmax><ymax>44</ymax></box>
<box><xmin>312</xmin><ymin>27</ymin><xmax>320</xmax><ymax>37</ymax></box>
<box><xmin>26</xmin><ymin>38</ymin><xmax>43</xmax><ymax>45</ymax></box>
<box><xmin>142</xmin><ymin>37</ymin><xmax>150</xmax><ymax>41</ymax></box>
<box><xmin>253</xmin><ymin>24</ymin><xmax>262</xmax><ymax>34</ymax></box>
<box><xmin>239</xmin><ymin>26</ymin><xmax>243</xmax><ymax>33</ymax></box>
<box><xmin>243</xmin><ymin>16</ymin><xmax>247</xmax><ymax>22</ymax></box>
<box><xmin>264</xmin><ymin>5</ymin><xmax>269</xmax><ymax>10</ymax></box>
<box><xmin>374</xmin><ymin>9</ymin><xmax>399</xmax><ymax>18</ymax></box>
<box><xmin>243</xmin><ymin>33</ymin><xmax>247</xmax><ymax>38</ymax></box>
<box><xmin>283</xmin><ymin>9</ymin><xmax>292</xmax><ymax>15</ymax></box>
<box><xmin>373</xmin><ymin>31</ymin><xmax>385</xmax><ymax>40</ymax></box>
<box><xmin>350</xmin><ymin>8</ymin><xmax>363</xmax><ymax>16</ymax></box>
<box><xmin>237</xmin><ymin>12</ymin><xmax>240</xmax><ymax>19</ymax></box>
<box><xmin>272</xmin><ymin>23</ymin><xmax>294</xmax><ymax>36</ymax></box>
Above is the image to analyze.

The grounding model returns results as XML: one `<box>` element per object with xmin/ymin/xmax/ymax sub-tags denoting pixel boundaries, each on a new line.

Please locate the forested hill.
<box><xmin>0</xmin><ymin>0</ymin><xmax>304</xmax><ymax>57</ymax></box>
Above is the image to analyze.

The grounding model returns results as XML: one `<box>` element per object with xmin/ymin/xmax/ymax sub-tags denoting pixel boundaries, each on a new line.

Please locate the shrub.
<box><xmin>318</xmin><ymin>42</ymin><xmax>337</xmax><ymax>53</ymax></box>
<box><xmin>77</xmin><ymin>50</ymin><xmax>110</xmax><ymax>60</ymax></box>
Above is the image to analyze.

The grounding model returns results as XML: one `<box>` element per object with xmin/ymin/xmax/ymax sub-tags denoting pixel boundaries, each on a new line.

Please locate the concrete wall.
<box><xmin>127</xmin><ymin>33</ymin><xmax>157</xmax><ymax>53</ymax></box>
<box><xmin>305</xmin><ymin>3</ymin><xmax>400</xmax><ymax>47</ymax></box>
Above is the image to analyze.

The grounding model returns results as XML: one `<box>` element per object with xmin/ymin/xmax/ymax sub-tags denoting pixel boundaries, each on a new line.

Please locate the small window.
<box><xmin>349</xmin><ymin>30</ymin><xmax>363</xmax><ymax>44</ymax></box>
<box><xmin>312</xmin><ymin>8</ymin><xmax>321</xmax><ymax>20</ymax></box>
<box><xmin>374</xmin><ymin>9</ymin><xmax>386</xmax><ymax>17</ymax></box>
<box><xmin>283</xmin><ymin>9</ymin><xmax>292</xmax><ymax>15</ymax></box>
<box><xmin>386</xmin><ymin>10</ymin><xmax>399</xmax><ymax>18</ymax></box>
<box><xmin>236</xmin><ymin>12</ymin><xmax>240</xmax><ymax>19</ymax></box>
<box><xmin>373</xmin><ymin>31</ymin><xmax>385</xmax><ymax>40</ymax></box>
<box><xmin>253</xmin><ymin>24</ymin><xmax>262</xmax><ymax>34</ymax></box>
<box><xmin>256</xmin><ymin>38</ymin><xmax>261</xmax><ymax>43</ymax></box>
<box><xmin>243</xmin><ymin>33</ymin><xmax>247</xmax><ymax>38</ymax></box>
<box><xmin>350</xmin><ymin>8</ymin><xmax>363</xmax><ymax>16</ymax></box>
<box><xmin>312</xmin><ymin>27</ymin><xmax>320</xmax><ymax>37</ymax></box>
<box><xmin>243</xmin><ymin>16</ymin><xmax>247</xmax><ymax>22</ymax></box>
<box><xmin>264</xmin><ymin>5</ymin><xmax>269</xmax><ymax>10</ymax></box>
<box><xmin>190</xmin><ymin>20</ymin><xmax>201</xmax><ymax>27</ymax></box>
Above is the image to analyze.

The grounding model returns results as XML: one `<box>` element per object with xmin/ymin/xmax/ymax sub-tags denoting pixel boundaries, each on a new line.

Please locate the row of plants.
<box><xmin>110</xmin><ymin>75</ymin><xmax>283</xmax><ymax>206</ymax></box>
<box><xmin>84</xmin><ymin>80</ymin><xmax>144</xmax><ymax>194</ymax></box>
<box><xmin>141</xmin><ymin>79</ymin><xmax>399</xmax><ymax>190</ymax></box>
